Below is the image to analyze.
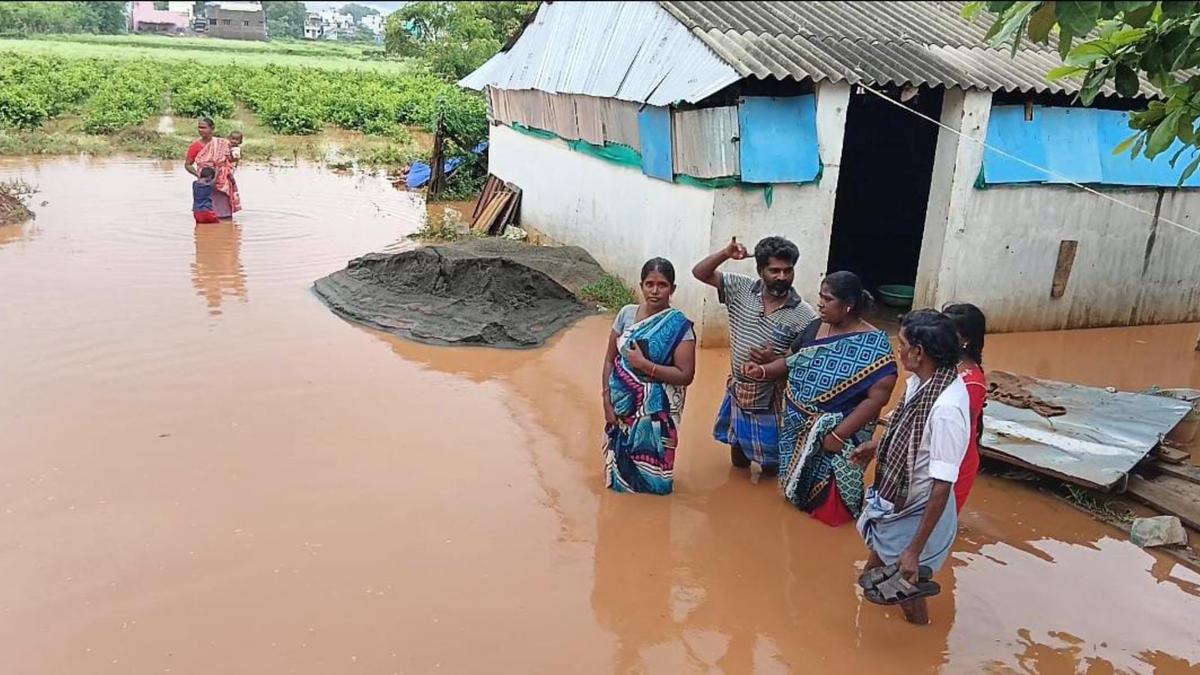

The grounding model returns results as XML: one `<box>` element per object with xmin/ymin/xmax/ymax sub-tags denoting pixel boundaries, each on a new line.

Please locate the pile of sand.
<box><xmin>313</xmin><ymin>239</ymin><xmax>607</xmax><ymax>348</ymax></box>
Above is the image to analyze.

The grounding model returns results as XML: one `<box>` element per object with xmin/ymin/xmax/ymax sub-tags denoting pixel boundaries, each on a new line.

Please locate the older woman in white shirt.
<box><xmin>850</xmin><ymin>309</ymin><xmax>970</xmax><ymax>625</ymax></box>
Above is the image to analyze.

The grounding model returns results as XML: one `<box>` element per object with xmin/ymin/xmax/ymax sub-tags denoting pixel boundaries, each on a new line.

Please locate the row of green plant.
<box><xmin>0</xmin><ymin>51</ymin><xmax>487</xmax><ymax>148</ymax></box>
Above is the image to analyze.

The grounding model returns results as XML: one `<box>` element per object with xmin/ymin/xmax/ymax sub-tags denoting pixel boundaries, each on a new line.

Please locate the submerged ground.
<box><xmin>1</xmin><ymin>157</ymin><xmax>1198</xmax><ymax>674</ymax></box>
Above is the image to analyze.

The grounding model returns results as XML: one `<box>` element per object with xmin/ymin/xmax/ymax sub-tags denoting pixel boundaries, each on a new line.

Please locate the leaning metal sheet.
<box><xmin>981</xmin><ymin>377</ymin><xmax>1193</xmax><ymax>490</ymax></box>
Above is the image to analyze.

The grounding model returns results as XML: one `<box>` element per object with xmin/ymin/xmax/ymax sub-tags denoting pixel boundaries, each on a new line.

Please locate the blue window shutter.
<box><xmin>637</xmin><ymin>105</ymin><xmax>673</xmax><ymax>181</ymax></box>
<box><xmin>738</xmin><ymin>95</ymin><xmax>820</xmax><ymax>183</ymax></box>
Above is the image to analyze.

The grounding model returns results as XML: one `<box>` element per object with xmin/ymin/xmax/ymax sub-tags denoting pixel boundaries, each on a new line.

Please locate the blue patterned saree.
<box><xmin>778</xmin><ymin>329</ymin><xmax>897</xmax><ymax>522</ymax></box>
<box><xmin>605</xmin><ymin>308</ymin><xmax>693</xmax><ymax>495</ymax></box>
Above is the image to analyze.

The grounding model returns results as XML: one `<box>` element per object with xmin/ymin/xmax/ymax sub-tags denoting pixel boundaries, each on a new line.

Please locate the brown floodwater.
<box><xmin>1</xmin><ymin>156</ymin><xmax>1199</xmax><ymax>674</ymax></box>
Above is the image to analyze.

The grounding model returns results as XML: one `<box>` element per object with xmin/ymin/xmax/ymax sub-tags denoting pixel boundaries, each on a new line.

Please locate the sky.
<box><xmin>303</xmin><ymin>1</ymin><xmax>408</xmax><ymax>15</ymax></box>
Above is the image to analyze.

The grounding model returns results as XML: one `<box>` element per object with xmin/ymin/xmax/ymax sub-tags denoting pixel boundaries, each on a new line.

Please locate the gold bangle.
<box><xmin>830</xmin><ymin>430</ymin><xmax>848</xmax><ymax>445</ymax></box>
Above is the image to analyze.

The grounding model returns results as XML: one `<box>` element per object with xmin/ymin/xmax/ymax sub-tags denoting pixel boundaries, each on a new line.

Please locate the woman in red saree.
<box><xmin>184</xmin><ymin>117</ymin><xmax>241</xmax><ymax>220</ymax></box>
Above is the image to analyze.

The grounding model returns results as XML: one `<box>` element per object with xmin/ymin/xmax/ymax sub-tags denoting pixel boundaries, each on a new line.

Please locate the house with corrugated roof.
<box><xmin>461</xmin><ymin>1</ymin><xmax>1200</xmax><ymax>343</ymax></box>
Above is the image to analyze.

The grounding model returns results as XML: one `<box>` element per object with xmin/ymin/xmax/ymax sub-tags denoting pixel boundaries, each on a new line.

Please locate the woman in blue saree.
<box><xmin>744</xmin><ymin>272</ymin><xmax>898</xmax><ymax>525</ymax></box>
<box><xmin>602</xmin><ymin>258</ymin><xmax>696</xmax><ymax>495</ymax></box>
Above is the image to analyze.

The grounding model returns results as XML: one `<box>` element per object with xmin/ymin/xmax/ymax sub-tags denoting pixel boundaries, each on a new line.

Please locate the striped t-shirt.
<box><xmin>719</xmin><ymin>273</ymin><xmax>817</xmax><ymax>411</ymax></box>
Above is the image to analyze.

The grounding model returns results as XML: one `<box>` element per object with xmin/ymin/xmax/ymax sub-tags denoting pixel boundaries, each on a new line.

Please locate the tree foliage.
<box><xmin>967</xmin><ymin>1</ymin><xmax>1200</xmax><ymax>182</ymax></box>
<box><xmin>0</xmin><ymin>1</ymin><xmax>126</xmax><ymax>36</ymax></box>
<box><xmin>263</xmin><ymin>0</ymin><xmax>307</xmax><ymax>40</ymax></box>
<box><xmin>384</xmin><ymin>1</ymin><xmax>535</xmax><ymax>80</ymax></box>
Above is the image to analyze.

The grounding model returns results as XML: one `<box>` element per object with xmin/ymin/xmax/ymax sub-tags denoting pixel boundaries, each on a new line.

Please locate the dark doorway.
<box><xmin>826</xmin><ymin>87</ymin><xmax>943</xmax><ymax>297</ymax></box>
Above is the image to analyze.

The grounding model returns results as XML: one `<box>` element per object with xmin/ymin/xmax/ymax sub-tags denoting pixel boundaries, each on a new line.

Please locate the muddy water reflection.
<box><xmin>1</xmin><ymin>156</ymin><xmax>1198</xmax><ymax>674</ymax></box>
<box><xmin>374</xmin><ymin>315</ymin><xmax>1200</xmax><ymax>673</ymax></box>
<box><xmin>192</xmin><ymin>222</ymin><xmax>247</xmax><ymax>315</ymax></box>
<box><xmin>0</xmin><ymin>218</ymin><xmax>36</xmax><ymax>248</ymax></box>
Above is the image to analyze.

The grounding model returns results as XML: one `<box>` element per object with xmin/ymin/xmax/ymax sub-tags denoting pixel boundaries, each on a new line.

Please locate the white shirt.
<box><xmin>901</xmin><ymin>373</ymin><xmax>971</xmax><ymax>500</ymax></box>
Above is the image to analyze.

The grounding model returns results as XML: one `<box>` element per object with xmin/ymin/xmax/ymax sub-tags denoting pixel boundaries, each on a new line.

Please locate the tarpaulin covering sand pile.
<box><xmin>313</xmin><ymin>239</ymin><xmax>606</xmax><ymax>348</ymax></box>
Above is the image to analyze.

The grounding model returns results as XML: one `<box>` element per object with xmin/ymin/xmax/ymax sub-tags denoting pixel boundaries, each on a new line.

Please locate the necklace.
<box><xmin>821</xmin><ymin>318</ymin><xmax>866</xmax><ymax>338</ymax></box>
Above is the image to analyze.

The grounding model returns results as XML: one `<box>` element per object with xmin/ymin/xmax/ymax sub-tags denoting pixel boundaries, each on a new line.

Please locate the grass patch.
<box><xmin>0</xmin><ymin>104</ymin><xmax>427</xmax><ymax>167</ymax></box>
<box><xmin>408</xmin><ymin>206</ymin><xmax>477</xmax><ymax>242</ymax></box>
<box><xmin>348</xmin><ymin>142</ymin><xmax>424</xmax><ymax>168</ymax></box>
<box><xmin>580</xmin><ymin>274</ymin><xmax>637</xmax><ymax>310</ymax></box>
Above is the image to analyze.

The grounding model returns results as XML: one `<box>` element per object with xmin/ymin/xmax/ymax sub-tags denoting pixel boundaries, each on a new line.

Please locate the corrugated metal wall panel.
<box><xmin>574</xmin><ymin>95</ymin><xmax>605</xmax><ymax>146</ymax></box>
<box><xmin>602</xmin><ymin>99</ymin><xmax>641</xmax><ymax>150</ymax></box>
<box><xmin>488</xmin><ymin>90</ymin><xmax>645</xmax><ymax>153</ymax></box>
<box><xmin>672</xmin><ymin>106</ymin><xmax>739</xmax><ymax>178</ymax></box>
<box><xmin>524</xmin><ymin>90</ymin><xmax>550</xmax><ymax>131</ymax></box>
<box><xmin>549</xmin><ymin>93</ymin><xmax>579</xmax><ymax>140</ymax></box>
<box><xmin>488</xmin><ymin>87</ymin><xmax>513</xmax><ymax>125</ymax></box>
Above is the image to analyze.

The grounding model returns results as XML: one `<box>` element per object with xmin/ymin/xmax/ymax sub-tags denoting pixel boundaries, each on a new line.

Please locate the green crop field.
<box><xmin>0</xmin><ymin>36</ymin><xmax>486</xmax><ymax>168</ymax></box>
<box><xmin>0</xmin><ymin>34</ymin><xmax>411</xmax><ymax>73</ymax></box>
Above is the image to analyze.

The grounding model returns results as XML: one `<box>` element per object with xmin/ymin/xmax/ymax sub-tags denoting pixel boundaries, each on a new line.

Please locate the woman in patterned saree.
<box><xmin>744</xmin><ymin>272</ymin><xmax>898</xmax><ymax>525</ymax></box>
<box><xmin>184</xmin><ymin>117</ymin><xmax>241</xmax><ymax>220</ymax></box>
<box><xmin>601</xmin><ymin>258</ymin><xmax>696</xmax><ymax>495</ymax></box>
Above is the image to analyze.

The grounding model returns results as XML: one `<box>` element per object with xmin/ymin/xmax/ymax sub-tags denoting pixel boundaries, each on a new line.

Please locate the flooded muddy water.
<box><xmin>1</xmin><ymin>156</ymin><xmax>1199</xmax><ymax>674</ymax></box>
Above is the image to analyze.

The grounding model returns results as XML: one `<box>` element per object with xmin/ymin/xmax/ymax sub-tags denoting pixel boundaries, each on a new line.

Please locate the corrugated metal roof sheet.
<box><xmin>460</xmin><ymin>1</ymin><xmax>740</xmax><ymax>106</ymax></box>
<box><xmin>659</xmin><ymin>1</ymin><xmax>1155</xmax><ymax>97</ymax></box>
<box><xmin>980</xmin><ymin>374</ymin><xmax>1193</xmax><ymax>490</ymax></box>
<box><xmin>463</xmin><ymin>1</ymin><xmax>1155</xmax><ymax>103</ymax></box>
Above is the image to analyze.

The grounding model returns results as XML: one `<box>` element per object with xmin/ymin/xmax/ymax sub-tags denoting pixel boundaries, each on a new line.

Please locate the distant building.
<box><xmin>360</xmin><ymin>14</ymin><xmax>385</xmax><ymax>38</ymax></box>
<box><xmin>129</xmin><ymin>1</ymin><xmax>191</xmax><ymax>35</ymax></box>
<box><xmin>205</xmin><ymin>1</ymin><xmax>267</xmax><ymax>41</ymax></box>
<box><xmin>167</xmin><ymin>1</ymin><xmax>195</xmax><ymax>16</ymax></box>
<box><xmin>303</xmin><ymin>12</ymin><xmax>323</xmax><ymax>40</ymax></box>
<box><xmin>319</xmin><ymin>10</ymin><xmax>355</xmax><ymax>41</ymax></box>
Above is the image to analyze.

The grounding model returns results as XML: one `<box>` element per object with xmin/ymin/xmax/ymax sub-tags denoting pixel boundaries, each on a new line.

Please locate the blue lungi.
<box><xmin>714</xmin><ymin>391</ymin><xmax>780</xmax><ymax>467</ymax></box>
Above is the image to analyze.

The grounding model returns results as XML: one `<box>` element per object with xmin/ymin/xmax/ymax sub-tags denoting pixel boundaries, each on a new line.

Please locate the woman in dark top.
<box><xmin>745</xmin><ymin>272</ymin><xmax>898</xmax><ymax>525</ymax></box>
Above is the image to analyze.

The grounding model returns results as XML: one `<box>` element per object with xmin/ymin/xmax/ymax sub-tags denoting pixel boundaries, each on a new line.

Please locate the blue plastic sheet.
<box><xmin>738</xmin><ymin>95</ymin><xmax>820</xmax><ymax>183</ymax></box>
<box><xmin>1096</xmin><ymin>113</ymin><xmax>1200</xmax><ymax>186</ymax></box>
<box><xmin>1043</xmin><ymin>108</ymin><xmax>1103</xmax><ymax>184</ymax></box>
<box><xmin>405</xmin><ymin>141</ymin><xmax>489</xmax><ymax>189</ymax></box>
<box><xmin>981</xmin><ymin>106</ymin><xmax>1048</xmax><ymax>183</ymax></box>
<box><xmin>638</xmin><ymin>106</ymin><xmax>674</xmax><ymax>181</ymax></box>
<box><xmin>982</xmin><ymin>105</ymin><xmax>1200</xmax><ymax>187</ymax></box>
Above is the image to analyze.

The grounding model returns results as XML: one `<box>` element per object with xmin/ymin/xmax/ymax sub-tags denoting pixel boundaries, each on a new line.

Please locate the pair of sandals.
<box><xmin>857</xmin><ymin>563</ymin><xmax>941</xmax><ymax>605</ymax></box>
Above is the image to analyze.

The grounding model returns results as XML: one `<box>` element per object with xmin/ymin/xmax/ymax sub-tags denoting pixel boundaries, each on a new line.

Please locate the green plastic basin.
<box><xmin>877</xmin><ymin>284</ymin><xmax>915</xmax><ymax>309</ymax></box>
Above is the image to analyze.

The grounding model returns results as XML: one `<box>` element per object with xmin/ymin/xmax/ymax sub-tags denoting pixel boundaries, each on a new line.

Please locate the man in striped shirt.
<box><xmin>693</xmin><ymin>237</ymin><xmax>817</xmax><ymax>480</ymax></box>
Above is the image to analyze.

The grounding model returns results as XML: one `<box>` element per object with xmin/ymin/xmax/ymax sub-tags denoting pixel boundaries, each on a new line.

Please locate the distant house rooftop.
<box><xmin>208</xmin><ymin>1</ymin><xmax>263</xmax><ymax>12</ymax></box>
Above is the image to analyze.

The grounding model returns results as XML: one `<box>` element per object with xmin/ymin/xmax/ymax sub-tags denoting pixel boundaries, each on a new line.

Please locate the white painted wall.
<box><xmin>700</xmin><ymin>82</ymin><xmax>851</xmax><ymax>346</ymax></box>
<box><xmin>920</xmin><ymin>88</ymin><xmax>1200</xmax><ymax>332</ymax></box>
<box><xmin>488</xmin><ymin>83</ymin><xmax>853</xmax><ymax>345</ymax></box>
<box><xmin>488</xmin><ymin>123</ymin><xmax>717</xmax><ymax>329</ymax></box>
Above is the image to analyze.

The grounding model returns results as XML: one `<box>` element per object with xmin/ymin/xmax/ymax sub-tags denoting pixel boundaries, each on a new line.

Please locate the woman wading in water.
<box><xmin>601</xmin><ymin>259</ymin><xmax>696</xmax><ymax>495</ymax></box>
<box><xmin>943</xmin><ymin>303</ymin><xmax>988</xmax><ymax>513</ymax></box>
<box><xmin>184</xmin><ymin>117</ymin><xmax>241</xmax><ymax>220</ymax></box>
<box><xmin>746</xmin><ymin>271</ymin><xmax>898</xmax><ymax>526</ymax></box>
